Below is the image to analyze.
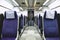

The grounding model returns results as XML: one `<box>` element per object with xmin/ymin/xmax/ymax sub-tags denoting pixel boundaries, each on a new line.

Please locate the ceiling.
<box><xmin>15</xmin><ymin>0</ymin><xmax>46</xmax><ymax>10</ymax></box>
<box><xmin>5</xmin><ymin>0</ymin><xmax>56</xmax><ymax>11</ymax></box>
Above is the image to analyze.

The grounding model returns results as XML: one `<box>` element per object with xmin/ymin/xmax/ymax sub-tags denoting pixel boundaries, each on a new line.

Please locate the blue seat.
<box><xmin>34</xmin><ymin>16</ymin><xmax>38</xmax><ymax>25</ymax></box>
<box><xmin>38</xmin><ymin>14</ymin><xmax>42</xmax><ymax>29</ymax></box>
<box><xmin>2</xmin><ymin>38</ymin><xmax>15</xmax><ymax>40</ymax></box>
<box><xmin>19</xmin><ymin>14</ymin><xmax>24</xmax><ymax>34</ymax></box>
<box><xmin>24</xmin><ymin>16</ymin><xmax>27</xmax><ymax>26</ymax></box>
<box><xmin>57</xmin><ymin>14</ymin><xmax>60</xmax><ymax>36</ymax></box>
<box><xmin>24</xmin><ymin>16</ymin><xmax>26</xmax><ymax>26</ymax></box>
<box><xmin>44</xmin><ymin>11</ymin><xmax>60</xmax><ymax>40</ymax></box>
<box><xmin>0</xmin><ymin>14</ymin><xmax>4</xmax><ymax>39</ymax></box>
<box><xmin>38</xmin><ymin>14</ymin><xmax>42</xmax><ymax>34</ymax></box>
<box><xmin>2</xmin><ymin>11</ymin><xmax>18</xmax><ymax>40</ymax></box>
<box><xmin>28</xmin><ymin>20</ymin><xmax>34</xmax><ymax>26</ymax></box>
<box><xmin>46</xmin><ymin>37</ymin><xmax>60</xmax><ymax>40</ymax></box>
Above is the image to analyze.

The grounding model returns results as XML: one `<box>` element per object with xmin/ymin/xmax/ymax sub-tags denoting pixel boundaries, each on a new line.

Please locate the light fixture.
<box><xmin>43</xmin><ymin>0</ymin><xmax>49</xmax><ymax>5</ymax></box>
<box><xmin>25</xmin><ymin>0</ymin><xmax>28</xmax><ymax>7</ymax></box>
<box><xmin>12</xmin><ymin>0</ymin><xmax>19</xmax><ymax>6</ymax></box>
<box><xmin>48</xmin><ymin>0</ymin><xmax>60</xmax><ymax>9</ymax></box>
<box><xmin>39</xmin><ymin>7</ymin><xmax>42</xmax><ymax>10</ymax></box>
<box><xmin>19</xmin><ymin>7</ymin><xmax>23</xmax><ymax>11</ymax></box>
<box><xmin>34</xmin><ymin>0</ymin><xmax>37</xmax><ymax>7</ymax></box>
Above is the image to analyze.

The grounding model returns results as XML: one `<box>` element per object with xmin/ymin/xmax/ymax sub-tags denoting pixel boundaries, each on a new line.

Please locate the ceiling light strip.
<box><xmin>25</xmin><ymin>0</ymin><xmax>28</xmax><ymax>7</ymax></box>
<box><xmin>0</xmin><ymin>5</ymin><xmax>11</xmax><ymax>10</ymax></box>
<box><xmin>43</xmin><ymin>0</ymin><xmax>49</xmax><ymax>5</ymax></box>
<box><xmin>12</xmin><ymin>0</ymin><xmax>19</xmax><ymax>6</ymax></box>
<box><xmin>39</xmin><ymin>7</ymin><xmax>42</xmax><ymax>10</ymax></box>
<box><xmin>34</xmin><ymin>0</ymin><xmax>37</xmax><ymax>7</ymax></box>
<box><xmin>51</xmin><ymin>5</ymin><xmax>60</xmax><ymax>10</ymax></box>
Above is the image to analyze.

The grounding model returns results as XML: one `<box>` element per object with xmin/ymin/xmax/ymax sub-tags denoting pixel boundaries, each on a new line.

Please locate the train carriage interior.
<box><xmin>0</xmin><ymin>0</ymin><xmax>60</xmax><ymax>40</ymax></box>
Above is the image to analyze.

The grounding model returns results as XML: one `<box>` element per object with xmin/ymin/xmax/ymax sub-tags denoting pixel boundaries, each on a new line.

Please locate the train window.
<box><xmin>17</xmin><ymin>11</ymin><xmax>28</xmax><ymax>16</ymax></box>
<box><xmin>52</xmin><ymin>7</ymin><xmax>60</xmax><ymax>13</ymax></box>
<box><xmin>0</xmin><ymin>7</ymin><xmax>8</xmax><ymax>13</ymax></box>
<box><xmin>49</xmin><ymin>0</ymin><xmax>60</xmax><ymax>9</ymax></box>
<box><xmin>0</xmin><ymin>0</ymin><xmax>13</xmax><ymax>9</ymax></box>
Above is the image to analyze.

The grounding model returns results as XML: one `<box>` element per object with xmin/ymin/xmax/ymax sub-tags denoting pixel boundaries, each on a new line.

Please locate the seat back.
<box><xmin>38</xmin><ymin>14</ymin><xmax>43</xmax><ymax>34</ymax></box>
<box><xmin>28</xmin><ymin>20</ymin><xmax>34</xmax><ymax>26</ymax></box>
<box><xmin>24</xmin><ymin>16</ymin><xmax>27</xmax><ymax>26</ymax></box>
<box><xmin>19</xmin><ymin>14</ymin><xmax>24</xmax><ymax>29</ymax></box>
<box><xmin>44</xmin><ymin>11</ymin><xmax>59</xmax><ymax>37</ymax></box>
<box><xmin>38</xmin><ymin>14</ymin><xmax>42</xmax><ymax>29</ymax></box>
<box><xmin>19</xmin><ymin>14</ymin><xmax>24</xmax><ymax>34</ymax></box>
<box><xmin>0</xmin><ymin>14</ymin><xmax>4</xmax><ymax>39</ymax></box>
<box><xmin>34</xmin><ymin>16</ymin><xmax>38</xmax><ymax>25</ymax></box>
<box><xmin>2</xmin><ymin>11</ymin><xmax>18</xmax><ymax>37</ymax></box>
<box><xmin>57</xmin><ymin>14</ymin><xmax>60</xmax><ymax>36</ymax></box>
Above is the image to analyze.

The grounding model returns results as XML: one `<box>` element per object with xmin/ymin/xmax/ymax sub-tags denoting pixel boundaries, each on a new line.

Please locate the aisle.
<box><xmin>18</xmin><ymin>25</ymin><xmax>43</xmax><ymax>40</ymax></box>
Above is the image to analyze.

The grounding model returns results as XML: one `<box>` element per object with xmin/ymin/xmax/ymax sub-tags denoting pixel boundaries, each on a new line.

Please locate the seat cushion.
<box><xmin>2</xmin><ymin>11</ymin><xmax>17</xmax><ymax>37</ymax></box>
<box><xmin>2</xmin><ymin>19</ymin><xmax>17</xmax><ymax>37</ymax></box>
<box><xmin>46</xmin><ymin>37</ymin><xmax>60</xmax><ymax>40</ymax></box>
<box><xmin>44</xmin><ymin>11</ymin><xmax>60</xmax><ymax>40</ymax></box>
<box><xmin>0</xmin><ymin>14</ymin><xmax>4</xmax><ymax>39</ymax></box>
<box><xmin>38</xmin><ymin>15</ymin><xmax>42</xmax><ymax>29</ymax></box>
<box><xmin>44</xmin><ymin>19</ymin><xmax>59</xmax><ymax>37</ymax></box>
<box><xmin>2</xmin><ymin>38</ymin><xmax>15</xmax><ymax>40</ymax></box>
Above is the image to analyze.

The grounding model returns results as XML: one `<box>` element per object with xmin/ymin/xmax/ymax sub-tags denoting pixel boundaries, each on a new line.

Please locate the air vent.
<box><xmin>36</xmin><ymin>2</ymin><xmax>40</xmax><ymax>4</ymax></box>
<box><xmin>21</xmin><ymin>2</ymin><xmax>25</xmax><ymax>4</ymax></box>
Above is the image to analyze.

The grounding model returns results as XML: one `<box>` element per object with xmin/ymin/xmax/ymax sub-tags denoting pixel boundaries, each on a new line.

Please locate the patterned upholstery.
<box><xmin>44</xmin><ymin>11</ymin><xmax>60</xmax><ymax>40</ymax></box>
<box><xmin>2</xmin><ymin>11</ymin><xmax>18</xmax><ymax>40</ymax></box>
<box><xmin>19</xmin><ymin>14</ymin><xmax>24</xmax><ymax>34</ymax></box>
<box><xmin>0</xmin><ymin>14</ymin><xmax>4</xmax><ymax>39</ymax></box>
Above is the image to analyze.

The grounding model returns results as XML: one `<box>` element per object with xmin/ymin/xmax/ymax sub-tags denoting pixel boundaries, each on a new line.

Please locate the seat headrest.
<box><xmin>21</xmin><ymin>14</ymin><xmax>23</xmax><ymax>17</ymax></box>
<box><xmin>39</xmin><ymin>14</ymin><xmax>42</xmax><ymax>18</ymax></box>
<box><xmin>44</xmin><ymin>11</ymin><xmax>57</xmax><ymax>19</ymax></box>
<box><xmin>39</xmin><ymin>14</ymin><xmax>40</xmax><ymax>17</ymax></box>
<box><xmin>5</xmin><ymin>11</ymin><xmax>17</xmax><ymax>19</ymax></box>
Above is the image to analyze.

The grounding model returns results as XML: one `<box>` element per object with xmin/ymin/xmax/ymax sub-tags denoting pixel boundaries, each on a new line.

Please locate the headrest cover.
<box><xmin>39</xmin><ymin>14</ymin><xmax>40</xmax><ymax>17</ymax></box>
<box><xmin>5</xmin><ymin>11</ymin><xmax>15</xmax><ymax>19</ymax></box>
<box><xmin>45</xmin><ymin>10</ymin><xmax>55</xmax><ymax>19</ymax></box>
<box><xmin>19</xmin><ymin>14</ymin><xmax>23</xmax><ymax>17</ymax></box>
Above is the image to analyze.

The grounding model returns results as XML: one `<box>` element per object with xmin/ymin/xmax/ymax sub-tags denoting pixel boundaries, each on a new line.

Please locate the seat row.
<box><xmin>34</xmin><ymin>10</ymin><xmax>60</xmax><ymax>40</ymax></box>
<box><xmin>0</xmin><ymin>11</ymin><xmax>42</xmax><ymax>40</ymax></box>
<box><xmin>0</xmin><ymin>11</ymin><xmax>29</xmax><ymax>40</ymax></box>
<box><xmin>43</xmin><ymin>11</ymin><xmax>60</xmax><ymax>40</ymax></box>
<box><xmin>0</xmin><ymin>10</ymin><xmax>60</xmax><ymax>40</ymax></box>
<box><xmin>2</xmin><ymin>11</ymin><xmax>18</xmax><ymax>40</ymax></box>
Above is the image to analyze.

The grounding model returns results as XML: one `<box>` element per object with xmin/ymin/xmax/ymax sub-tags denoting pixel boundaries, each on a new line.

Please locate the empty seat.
<box><xmin>44</xmin><ymin>11</ymin><xmax>60</xmax><ymax>40</ymax></box>
<box><xmin>34</xmin><ymin>16</ymin><xmax>38</xmax><ymax>25</ymax></box>
<box><xmin>0</xmin><ymin>14</ymin><xmax>4</xmax><ymax>39</ymax></box>
<box><xmin>28</xmin><ymin>20</ymin><xmax>34</xmax><ymax>26</ymax></box>
<box><xmin>2</xmin><ymin>11</ymin><xmax>18</xmax><ymax>40</ymax></box>
<box><xmin>57</xmin><ymin>14</ymin><xmax>60</xmax><ymax>36</ymax></box>
<box><xmin>2</xmin><ymin>38</ymin><xmax>16</xmax><ymax>40</ymax></box>
<box><xmin>38</xmin><ymin>14</ymin><xmax>42</xmax><ymax>29</ymax></box>
<box><xmin>38</xmin><ymin>14</ymin><xmax>42</xmax><ymax>34</ymax></box>
<box><xmin>24</xmin><ymin>16</ymin><xmax>27</xmax><ymax>26</ymax></box>
<box><xmin>24</xmin><ymin>16</ymin><xmax>26</xmax><ymax>26</ymax></box>
<box><xmin>19</xmin><ymin>14</ymin><xmax>24</xmax><ymax>34</ymax></box>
